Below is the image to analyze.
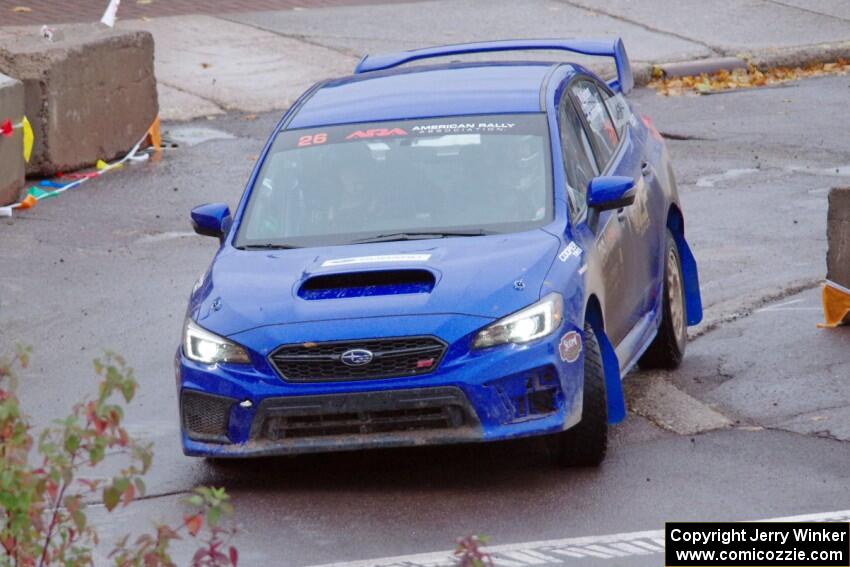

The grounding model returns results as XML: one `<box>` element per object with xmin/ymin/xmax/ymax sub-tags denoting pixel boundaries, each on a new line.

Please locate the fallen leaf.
<box><xmin>650</xmin><ymin>59</ymin><xmax>850</xmax><ymax>96</ymax></box>
<box><xmin>11</xmin><ymin>6</ymin><xmax>32</xmax><ymax>12</ymax></box>
<box><xmin>184</xmin><ymin>514</ymin><xmax>202</xmax><ymax>536</ymax></box>
<box><xmin>200</xmin><ymin>62</ymin><xmax>211</xmax><ymax>69</ymax></box>
<box><xmin>137</xmin><ymin>0</ymin><xmax>153</xmax><ymax>3</ymax></box>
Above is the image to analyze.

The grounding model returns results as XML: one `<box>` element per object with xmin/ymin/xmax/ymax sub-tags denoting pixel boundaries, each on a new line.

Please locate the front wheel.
<box><xmin>549</xmin><ymin>323</ymin><xmax>608</xmax><ymax>467</ymax></box>
<box><xmin>638</xmin><ymin>230</ymin><xmax>687</xmax><ymax>369</ymax></box>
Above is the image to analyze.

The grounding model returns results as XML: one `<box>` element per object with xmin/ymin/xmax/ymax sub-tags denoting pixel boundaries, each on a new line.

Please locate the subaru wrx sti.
<box><xmin>178</xmin><ymin>39</ymin><xmax>702</xmax><ymax>465</ymax></box>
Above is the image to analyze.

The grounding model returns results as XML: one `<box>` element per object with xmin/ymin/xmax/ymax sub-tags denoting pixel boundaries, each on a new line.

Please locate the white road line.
<box><xmin>307</xmin><ymin>509</ymin><xmax>850</xmax><ymax>567</ymax></box>
<box><xmin>768</xmin><ymin>298</ymin><xmax>805</xmax><ymax>309</ymax></box>
<box><xmin>629</xmin><ymin>539</ymin><xmax>664</xmax><ymax>552</ymax></box>
<box><xmin>755</xmin><ymin>298</ymin><xmax>822</xmax><ymax>313</ymax></box>
<box><xmin>756</xmin><ymin>307</ymin><xmax>822</xmax><ymax>312</ymax></box>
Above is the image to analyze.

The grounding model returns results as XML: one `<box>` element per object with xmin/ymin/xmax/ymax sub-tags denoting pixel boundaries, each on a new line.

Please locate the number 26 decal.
<box><xmin>298</xmin><ymin>133</ymin><xmax>327</xmax><ymax>147</ymax></box>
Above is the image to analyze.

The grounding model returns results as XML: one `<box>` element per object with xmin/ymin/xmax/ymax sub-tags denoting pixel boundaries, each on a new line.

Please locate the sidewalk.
<box><xmin>1</xmin><ymin>0</ymin><xmax>413</xmax><ymax>25</ymax></box>
<box><xmin>4</xmin><ymin>0</ymin><xmax>850</xmax><ymax>120</ymax></box>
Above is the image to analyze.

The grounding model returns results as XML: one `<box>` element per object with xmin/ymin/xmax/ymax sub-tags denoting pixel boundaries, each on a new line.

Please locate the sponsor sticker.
<box><xmin>558</xmin><ymin>331</ymin><xmax>583</xmax><ymax>363</ymax></box>
<box><xmin>558</xmin><ymin>241</ymin><xmax>581</xmax><ymax>262</ymax></box>
<box><xmin>279</xmin><ymin>114</ymin><xmax>543</xmax><ymax>149</ymax></box>
<box><xmin>345</xmin><ymin>128</ymin><xmax>408</xmax><ymax>140</ymax></box>
<box><xmin>410</xmin><ymin>122</ymin><xmax>516</xmax><ymax>134</ymax></box>
<box><xmin>321</xmin><ymin>253</ymin><xmax>431</xmax><ymax>267</ymax></box>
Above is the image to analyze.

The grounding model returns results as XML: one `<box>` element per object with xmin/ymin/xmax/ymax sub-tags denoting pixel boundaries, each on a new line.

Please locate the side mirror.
<box><xmin>191</xmin><ymin>203</ymin><xmax>232</xmax><ymax>240</ymax></box>
<box><xmin>587</xmin><ymin>176</ymin><xmax>636</xmax><ymax>211</ymax></box>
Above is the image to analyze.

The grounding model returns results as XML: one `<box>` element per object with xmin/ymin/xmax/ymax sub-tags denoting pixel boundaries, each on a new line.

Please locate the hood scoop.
<box><xmin>298</xmin><ymin>269</ymin><xmax>436</xmax><ymax>300</ymax></box>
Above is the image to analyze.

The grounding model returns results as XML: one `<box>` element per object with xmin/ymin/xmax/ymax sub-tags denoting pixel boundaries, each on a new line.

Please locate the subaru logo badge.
<box><xmin>340</xmin><ymin>348</ymin><xmax>373</xmax><ymax>367</ymax></box>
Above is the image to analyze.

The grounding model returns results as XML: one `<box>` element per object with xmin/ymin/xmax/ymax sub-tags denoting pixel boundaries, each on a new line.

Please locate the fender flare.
<box><xmin>667</xmin><ymin>206</ymin><xmax>703</xmax><ymax>325</ymax></box>
<box><xmin>584</xmin><ymin>298</ymin><xmax>627</xmax><ymax>424</ymax></box>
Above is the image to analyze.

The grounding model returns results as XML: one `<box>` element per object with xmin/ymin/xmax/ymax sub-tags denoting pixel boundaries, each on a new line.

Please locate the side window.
<box><xmin>571</xmin><ymin>80</ymin><xmax>619</xmax><ymax>169</ymax></box>
<box><xmin>558</xmin><ymin>95</ymin><xmax>599</xmax><ymax>217</ymax></box>
<box><xmin>602</xmin><ymin>91</ymin><xmax>631</xmax><ymax>137</ymax></box>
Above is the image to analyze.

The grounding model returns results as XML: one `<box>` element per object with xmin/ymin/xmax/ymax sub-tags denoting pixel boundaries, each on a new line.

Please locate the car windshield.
<box><xmin>234</xmin><ymin>113</ymin><xmax>553</xmax><ymax>248</ymax></box>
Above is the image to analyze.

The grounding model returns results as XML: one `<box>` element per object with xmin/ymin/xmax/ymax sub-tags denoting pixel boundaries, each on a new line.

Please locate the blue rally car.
<box><xmin>179</xmin><ymin>39</ymin><xmax>702</xmax><ymax>466</ymax></box>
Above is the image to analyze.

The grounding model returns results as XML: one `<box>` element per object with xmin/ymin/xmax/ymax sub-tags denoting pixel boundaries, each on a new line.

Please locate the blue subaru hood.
<box><xmin>192</xmin><ymin>229</ymin><xmax>561</xmax><ymax>337</ymax></box>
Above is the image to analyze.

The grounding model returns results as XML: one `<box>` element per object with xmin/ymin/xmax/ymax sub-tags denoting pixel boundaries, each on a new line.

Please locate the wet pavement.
<box><xmin>2</xmin><ymin>75</ymin><xmax>849</xmax><ymax>565</ymax></box>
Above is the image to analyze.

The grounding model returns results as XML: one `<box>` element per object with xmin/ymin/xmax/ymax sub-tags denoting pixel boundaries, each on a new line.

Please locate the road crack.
<box><xmin>764</xmin><ymin>0</ymin><xmax>850</xmax><ymax>24</ymax></box>
<box><xmin>214</xmin><ymin>15</ymin><xmax>362</xmax><ymax>60</ymax></box>
<box><xmin>158</xmin><ymin>79</ymin><xmax>229</xmax><ymax>112</ymax></box>
<box><xmin>660</xmin><ymin>131</ymin><xmax>713</xmax><ymax>141</ymax></box>
<box><xmin>553</xmin><ymin>0</ymin><xmax>723</xmax><ymax>55</ymax></box>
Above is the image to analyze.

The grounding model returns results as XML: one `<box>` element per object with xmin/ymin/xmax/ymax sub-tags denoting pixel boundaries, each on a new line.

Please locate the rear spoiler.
<box><xmin>354</xmin><ymin>38</ymin><xmax>634</xmax><ymax>94</ymax></box>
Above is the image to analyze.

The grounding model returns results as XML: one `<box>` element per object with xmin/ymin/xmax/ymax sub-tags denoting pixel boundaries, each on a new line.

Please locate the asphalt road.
<box><xmin>1</xmin><ymin>75</ymin><xmax>849</xmax><ymax>565</ymax></box>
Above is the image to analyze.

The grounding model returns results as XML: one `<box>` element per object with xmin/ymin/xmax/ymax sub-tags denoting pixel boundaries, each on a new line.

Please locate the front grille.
<box><xmin>266</xmin><ymin>406</ymin><xmax>461</xmax><ymax>439</ymax></box>
<box><xmin>251</xmin><ymin>386</ymin><xmax>475</xmax><ymax>441</ymax></box>
<box><xmin>181</xmin><ymin>390</ymin><xmax>234</xmax><ymax>442</ymax></box>
<box><xmin>269</xmin><ymin>336</ymin><xmax>447</xmax><ymax>382</ymax></box>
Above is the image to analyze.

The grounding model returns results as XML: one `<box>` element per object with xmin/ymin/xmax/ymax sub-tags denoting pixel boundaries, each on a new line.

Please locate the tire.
<box><xmin>638</xmin><ymin>229</ymin><xmax>687</xmax><ymax>370</ymax></box>
<box><xmin>550</xmin><ymin>323</ymin><xmax>608</xmax><ymax>467</ymax></box>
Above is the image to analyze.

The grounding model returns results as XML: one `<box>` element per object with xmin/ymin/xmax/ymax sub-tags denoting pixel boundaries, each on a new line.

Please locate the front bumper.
<box><xmin>177</xmin><ymin>314</ymin><xmax>585</xmax><ymax>458</ymax></box>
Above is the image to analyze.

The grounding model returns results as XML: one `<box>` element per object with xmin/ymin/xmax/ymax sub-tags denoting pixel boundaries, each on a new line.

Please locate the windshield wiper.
<box><xmin>352</xmin><ymin>229</ymin><xmax>493</xmax><ymax>244</ymax></box>
<box><xmin>236</xmin><ymin>243</ymin><xmax>300</xmax><ymax>250</ymax></box>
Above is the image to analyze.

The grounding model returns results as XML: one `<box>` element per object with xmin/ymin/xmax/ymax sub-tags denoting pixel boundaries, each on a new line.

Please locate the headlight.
<box><xmin>473</xmin><ymin>293</ymin><xmax>563</xmax><ymax>349</ymax></box>
<box><xmin>183</xmin><ymin>318</ymin><xmax>250</xmax><ymax>364</ymax></box>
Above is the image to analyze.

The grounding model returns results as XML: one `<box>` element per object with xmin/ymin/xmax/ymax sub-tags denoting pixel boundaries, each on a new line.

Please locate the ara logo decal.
<box><xmin>558</xmin><ymin>331</ymin><xmax>583</xmax><ymax>363</ymax></box>
<box><xmin>558</xmin><ymin>242</ymin><xmax>581</xmax><ymax>262</ymax></box>
<box><xmin>345</xmin><ymin>128</ymin><xmax>408</xmax><ymax>140</ymax></box>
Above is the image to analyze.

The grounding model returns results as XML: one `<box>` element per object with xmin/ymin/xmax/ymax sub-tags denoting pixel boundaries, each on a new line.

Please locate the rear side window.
<box><xmin>603</xmin><ymin>91</ymin><xmax>631</xmax><ymax>137</ymax></box>
<box><xmin>571</xmin><ymin>80</ymin><xmax>620</xmax><ymax>169</ymax></box>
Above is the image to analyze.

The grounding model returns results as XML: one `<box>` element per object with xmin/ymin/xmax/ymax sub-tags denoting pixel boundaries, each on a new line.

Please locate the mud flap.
<box><xmin>673</xmin><ymin>231</ymin><xmax>703</xmax><ymax>326</ymax></box>
<box><xmin>596</xmin><ymin>329</ymin><xmax>626</xmax><ymax>424</ymax></box>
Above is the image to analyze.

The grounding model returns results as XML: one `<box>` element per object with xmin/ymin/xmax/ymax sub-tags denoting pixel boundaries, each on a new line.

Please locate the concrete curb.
<box><xmin>636</xmin><ymin>40</ymin><xmax>850</xmax><ymax>86</ymax></box>
<box><xmin>653</xmin><ymin>57</ymin><xmax>748</xmax><ymax>79</ymax></box>
<box><xmin>740</xmin><ymin>40</ymin><xmax>850</xmax><ymax>70</ymax></box>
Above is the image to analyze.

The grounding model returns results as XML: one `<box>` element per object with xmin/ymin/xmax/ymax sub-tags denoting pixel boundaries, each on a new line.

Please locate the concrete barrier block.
<box><xmin>0</xmin><ymin>72</ymin><xmax>24</xmax><ymax>206</ymax></box>
<box><xmin>827</xmin><ymin>187</ymin><xmax>850</xmax><ymax>288</ymax></box>
<box><xmin>0</xmin><ymin>23</ymin><xmax>157</xmax><ymax>177</ymax></box>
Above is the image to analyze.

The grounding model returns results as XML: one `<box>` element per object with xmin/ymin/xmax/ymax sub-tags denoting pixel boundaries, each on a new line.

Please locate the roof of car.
<box><xmin>287</xmin><ymin>61</ymin><xmax>580</xmax><ymax>129</ymax></box>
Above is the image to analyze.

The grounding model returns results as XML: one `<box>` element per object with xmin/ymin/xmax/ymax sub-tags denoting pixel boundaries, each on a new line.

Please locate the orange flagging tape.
<box><xmin>16</xmin><ymin>194</ymin><xmax>37</xmax><ymax>210</ymax></box>
<box><xmin>819</xmin><ymin>280</ymin><xmax>850</xmax><ymax>328</ymax></box>
<box><xmin>1</xmin><ymin>115</ymin><xmax>161</xmax><ymax>216</ymax></box>
<box><xmin>146</xmin><ymin>116</ymin><xmax>161</xmax><ymax>152</ymax></box>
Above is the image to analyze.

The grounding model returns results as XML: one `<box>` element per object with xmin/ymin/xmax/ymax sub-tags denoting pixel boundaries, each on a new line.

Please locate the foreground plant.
<box><xmin>454</xmin><ymin>535</ymin><xmax>493</xmax><ymax>567</ymax></box>
<box><xmin>0</xmin><ymin>346</ymin><xmax>238</xmax><ymax>566</ymax></box>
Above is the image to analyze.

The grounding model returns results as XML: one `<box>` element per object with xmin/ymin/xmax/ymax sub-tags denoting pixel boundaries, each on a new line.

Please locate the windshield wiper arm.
<box><xmin>352</xmin><ymin>229</ymin><xmax>492</xmax><ymax>243</ymax></box>
<box><xmin>236</xmin><ymin>243</ymin><xmax>300</xmax><ymax>250</ymax></box>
